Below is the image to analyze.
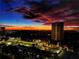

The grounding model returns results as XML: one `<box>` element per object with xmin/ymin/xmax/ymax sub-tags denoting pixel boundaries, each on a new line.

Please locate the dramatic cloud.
<box><xmin>1</xmin><ymin>0</ymin><xmax>79</xmax><ymax>30</ymax></box>
<box><xmin>6</xmin><ymin>0</ymin><xmax>79</xmax><ymax>26</ymax></box>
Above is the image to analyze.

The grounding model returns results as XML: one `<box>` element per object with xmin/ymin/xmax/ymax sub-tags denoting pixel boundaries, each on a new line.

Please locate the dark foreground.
<box><xmin>0</xmin><ymin>44</ymin><xmax>79</xmax><ymax>59</ymax></box>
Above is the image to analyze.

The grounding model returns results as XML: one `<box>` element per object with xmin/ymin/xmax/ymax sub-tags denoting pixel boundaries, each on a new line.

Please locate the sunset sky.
<box><xmin>0</xmin><ymin>0</ymin><xmax>79</xmax><ymax>30</ymax></box>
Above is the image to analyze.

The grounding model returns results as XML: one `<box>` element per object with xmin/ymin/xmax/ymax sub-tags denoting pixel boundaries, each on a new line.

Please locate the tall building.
<box><xmin>0</xmin><ymin>27</ymin><xmax>5</xmax><ymax>35</ymax></box>
<box><xmin>51</xmin><ymin>22</ymin><xmax>64</xmax><ymax>44</ymax></box>
<box><xmin>0</xmin><ymin>27</ymin><xmax>6</xmax><ymax>40</ymax></box>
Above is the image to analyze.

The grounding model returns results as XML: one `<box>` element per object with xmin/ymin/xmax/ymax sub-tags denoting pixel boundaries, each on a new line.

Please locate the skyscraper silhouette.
<box><xmin>51</xmin><ymin>22</ymin><xmax>64</xmax><ymax>45</ymax></box>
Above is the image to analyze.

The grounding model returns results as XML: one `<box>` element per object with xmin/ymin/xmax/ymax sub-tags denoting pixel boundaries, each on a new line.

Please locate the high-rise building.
<box><xmin>51</xmin><ymin>22</ymin><xmax>64</xmax><ymax>44</ymax></box>
<box><xmin>0</xmin><ymin>27</ymin><xmax>6</xmax><ymax>40</ymax></box>
<box><xmin>0</xmin><ymin>27</ymin><xmax>5</xmax><ymax>35</ymax></box>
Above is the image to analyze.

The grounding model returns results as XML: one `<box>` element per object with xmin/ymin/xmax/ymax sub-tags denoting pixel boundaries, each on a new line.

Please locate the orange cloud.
<box><xmin>5</xmin><ymin>25</ymin><xmax>79</xmax><ymax>31</ymax></box>
<box><xmin>64</xmin><ymin>26</ymin><xmax>79</xmax><ymax>30</ymax></box>
<box><xmin>5</xmin><ymin>26</ymin><xmax>38</xmax><ymax>30</ymax></box>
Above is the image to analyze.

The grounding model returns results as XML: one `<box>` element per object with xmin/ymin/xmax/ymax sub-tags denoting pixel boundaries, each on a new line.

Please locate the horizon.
<box><xmin>0</xmin><ymin>25</ymin><xmax>79</xmax><ymax>30</ymax></box>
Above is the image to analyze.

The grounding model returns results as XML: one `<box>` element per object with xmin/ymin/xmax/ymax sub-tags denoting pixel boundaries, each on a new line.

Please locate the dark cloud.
<box><xmin>10</xmin><ymin>0</ymin><xmax>79</xmax><ymax>26</ymax></box>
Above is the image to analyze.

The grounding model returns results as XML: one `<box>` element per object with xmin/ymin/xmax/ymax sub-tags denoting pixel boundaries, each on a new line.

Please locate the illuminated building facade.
<box><xmin>51</xmin><ymin>22</ymin><xmax>64</xmax><ymax>44</ymax></box>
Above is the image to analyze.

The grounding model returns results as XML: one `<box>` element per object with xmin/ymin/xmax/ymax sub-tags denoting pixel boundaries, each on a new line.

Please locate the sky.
<box><xmin>0</xmin><ymin>0</ymin><xmax>79</xmax><ymax>30</ymax></box>
<box><xmin>0</xmin><ymin>0</ymin><xmax>43</xmax><ymax>26</ymax></box>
